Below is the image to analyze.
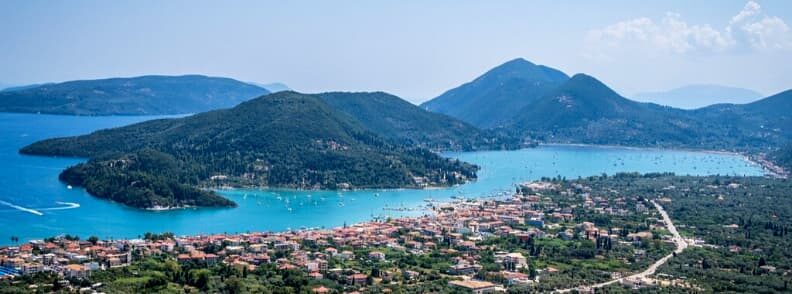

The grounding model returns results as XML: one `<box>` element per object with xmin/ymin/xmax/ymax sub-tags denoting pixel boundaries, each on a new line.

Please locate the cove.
<box><xmin>0</xmin><ymin>113</ymin><xmax>765</xmax><ymax>245</ymax></box>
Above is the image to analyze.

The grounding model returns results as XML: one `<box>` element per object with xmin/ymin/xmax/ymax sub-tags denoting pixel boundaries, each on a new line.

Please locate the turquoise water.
<box><xmin>0</xmin><ymin>113</ymin><xmax>765</xmax><ymax>244</ymax></box>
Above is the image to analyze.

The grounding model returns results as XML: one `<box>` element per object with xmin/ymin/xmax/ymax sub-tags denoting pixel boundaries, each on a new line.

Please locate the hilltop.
<box><xmin>420</xmin><ymin>58</ymin><xmax>569</xmax><ymax>128</ymax></box>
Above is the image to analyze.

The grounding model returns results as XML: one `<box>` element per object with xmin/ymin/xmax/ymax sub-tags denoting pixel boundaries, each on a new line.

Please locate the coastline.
<box><xmin>541</xmin><ymin>143</ymin><xmax>786</xmax><ymax>178</ymax></box>
<box><xmin>144</xmin><ymin>205</ymin><xmax>195</xmax><ymax>211</ymax></box>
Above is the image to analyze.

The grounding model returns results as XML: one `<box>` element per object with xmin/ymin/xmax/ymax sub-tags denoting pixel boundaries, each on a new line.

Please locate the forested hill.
<box><xmin>422</xmin><ymin>58</ymin><xmax>792</xmax><ymax>152</ymax></box>
<box><xmin>420</xmin><ymin>58</ymin><xmax>569</xmax><ymax>128</ymax></box>
<box><xmin>0</xmin><ymin>75</ymin><xmax>269</xmax><ymax>115</ymax></box>
<box><xmin>318</xmin><ymin>91</ymin><xmax>522</xmax><ymax>151</ymax></box>
<box><xmin>505</xmin><ymin>74</ymin><xmax>723</xmax><ymax>148</ymax></box>
<box><xmin>21</xmin><ymin>91</ymin><xmax>478</xmax><ymax>209</ymax></box>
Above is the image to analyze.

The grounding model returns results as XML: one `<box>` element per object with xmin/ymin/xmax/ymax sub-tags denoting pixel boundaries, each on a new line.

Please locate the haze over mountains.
<box><xmin>420</xmin><ymin>58</ymin><xmax>792</xmax><ymax>151</ymax></box>
<box><xmin>0</xmin><ymin>75</ymin><xmax>270</xmax><ymax>115</ymax></box>
<box><xmin>633</xmin><ymin>85</ymin><xmax>764</xmax><ymax>109</ymax></box>
<box><xmin>253</xmin><ymin>82</ymin><xmax>291</xmax><ymax>93</ymax></box>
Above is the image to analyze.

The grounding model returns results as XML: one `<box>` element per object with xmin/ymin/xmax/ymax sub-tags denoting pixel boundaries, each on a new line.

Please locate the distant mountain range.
<box><xmin>0</xmin><ymin>75</ymin><xmax>270</xmax><ymax>115</ymax></box>
<box><xmin>0</xmin><ymin>83</ymin><xmax>55</xmax><ymax>93</ymax></box>
<box><xmin>21</xmin><ymin>91</ymin><xmax>480</xmax><ymax>209</ymax></box>
<box><xmin>421</xmin><ymin>58</ymin><xmax>792</xmax><ymax>151</ymax></box>
<box><xmin>632</xmin><ymin>85</ymin><xmax>764</xmax><ymax>109</ymax></box>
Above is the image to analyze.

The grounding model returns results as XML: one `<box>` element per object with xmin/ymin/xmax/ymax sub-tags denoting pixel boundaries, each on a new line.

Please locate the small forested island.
<box><xmin>20</xmin><ymin>91</ymin><xmax>479</xmax><ymax>209</ymax></box>
<box><xmin>2</xmin><ymin>173</ymin><xmax>789</xmax><ymax>293</ymax></box>
<box><xmin>57</xmin><ymin>150</ymin><xmax>237</xmax><ymax>209</ymax></box>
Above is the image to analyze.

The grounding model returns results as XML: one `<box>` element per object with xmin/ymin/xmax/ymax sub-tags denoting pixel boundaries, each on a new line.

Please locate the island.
<box><xmin>20</xmin><ymin>91</ymin><xmax>479</xmax><ymax>209</ymax></box>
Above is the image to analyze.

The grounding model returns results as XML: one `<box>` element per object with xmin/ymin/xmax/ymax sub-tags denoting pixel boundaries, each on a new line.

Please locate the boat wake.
<box><xmin>39</xmin><ymin>202</ymin><xmax>81</xmax><ymax>211</ymax></box>
<box><xmin>0</xmin><ymin>201</ymin><xmax>81</xmax><ymax>215</ymax></box>
<box><xmin>0</xmin><ymin>200</ymin><xmax>43</xmax><ymax>216</ymax></box>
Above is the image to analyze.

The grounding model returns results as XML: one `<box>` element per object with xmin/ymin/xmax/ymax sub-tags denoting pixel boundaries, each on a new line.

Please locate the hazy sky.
<box><xmin>1</xmin><ymin>1</ymin><xmax>790</xmax><ymax>103</ymax></box>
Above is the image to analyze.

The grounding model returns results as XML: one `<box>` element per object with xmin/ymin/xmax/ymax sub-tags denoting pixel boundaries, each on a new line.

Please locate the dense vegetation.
<box><xmin>0</xmin><ymin>75</ymin><xmax>268</xmax><ymax>115</ymax></box>
<box><xmin>558</xmin><ymin>173</ymin><xmax>792</xmax><ymax>293</ymax></box>
<box><xmin>421</xmin><ymin>58</ymin><xmax>792</xmax><ymax>153</ymax></box>
<box><xmin>506</xmin><ymin>77</ymin><xmax>792</xmax><ymax>151</ymax></box>
<box><xmin>21</xmin><ymin>91</ymin><xmax>478</xmax><ymax>208</ymax></box>
<box><xmin>771</xmin><ymin>145</ymin><xmax>792</xmax><ymax>171</ymax></box>
<box><xmin>59</xmin><ymin>150</ymin><xmax>236</xmax><ymax>209</ymax></box>
<box><xmin>318</xmin><ymin>91</ymin><xmax>523</xmax><ymax>151</ymax></box>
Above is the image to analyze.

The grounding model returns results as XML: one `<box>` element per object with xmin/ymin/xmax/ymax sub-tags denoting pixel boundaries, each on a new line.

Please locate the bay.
<box><xmin>0</xmin><ymin>113</ymin><xmax>765</xmax><ymax>244</ymax></box>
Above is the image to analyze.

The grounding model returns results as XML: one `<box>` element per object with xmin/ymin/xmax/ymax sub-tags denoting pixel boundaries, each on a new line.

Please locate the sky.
<box><xmin>0</xmin><ymin>0</ymin><xmax>790</xmax><ymax>104</ymax></box>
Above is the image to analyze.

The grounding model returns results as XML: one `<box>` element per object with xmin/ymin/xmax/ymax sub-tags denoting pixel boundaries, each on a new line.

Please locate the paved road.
<box><xmin>556</xmin><ymin>200</ymin><xmax>687</xmax><ymax>293</ymax></box>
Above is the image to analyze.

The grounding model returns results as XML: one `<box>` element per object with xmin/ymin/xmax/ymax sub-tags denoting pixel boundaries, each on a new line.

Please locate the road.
<box><xmin>556</xmin><ymin>200</ymin><xmax>687</xmax><ymax>292</ymax></box>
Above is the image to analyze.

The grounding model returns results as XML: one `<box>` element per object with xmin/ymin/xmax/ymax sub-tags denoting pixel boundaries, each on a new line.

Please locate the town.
<box><xmin>1</xmin><ymin>175</ymin><xmax>700</xmax><ymax>293</ymax></box>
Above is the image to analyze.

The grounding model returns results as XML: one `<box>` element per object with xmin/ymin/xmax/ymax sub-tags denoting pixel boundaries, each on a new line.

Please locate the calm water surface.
<box><xmin>0</xmin><ymin>113</ymin><xmax>765</xmax><ymax>244</ymax></box>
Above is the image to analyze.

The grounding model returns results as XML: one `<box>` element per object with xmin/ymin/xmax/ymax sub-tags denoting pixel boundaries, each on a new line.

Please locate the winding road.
<box><xmin>556</xmin><ymin>200</ymin><xmax>688</xmax><ymax>292</ymax></box>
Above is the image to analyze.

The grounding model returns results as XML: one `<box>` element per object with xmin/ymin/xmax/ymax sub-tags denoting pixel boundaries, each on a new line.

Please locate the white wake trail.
<box><xmin>0</xmin><ymin>200</ymin><xmax>44</xmax><ymax>216</ymax></box>
<box><xmin>38</xmin><ymin>201</ymin><xmax>81</xmax><ymax>211</ymax></box>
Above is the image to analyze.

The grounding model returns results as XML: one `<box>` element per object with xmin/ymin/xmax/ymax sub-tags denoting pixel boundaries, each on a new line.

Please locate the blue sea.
<box><xmin>0</xmin><ymin>113</ymin><xmax>765</xmax><ymax>244</ymax></box>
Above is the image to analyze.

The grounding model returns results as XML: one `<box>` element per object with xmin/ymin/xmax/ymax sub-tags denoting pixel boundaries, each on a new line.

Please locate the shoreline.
<box><xmin>3</xmin><ymin>144</ymin><xmax>778</xmax><ymax>246</ymax></box>
<box><xmin>541</xmin><ymin>143</ymin><xmax>786</xmax><ymax>178</ymax></box>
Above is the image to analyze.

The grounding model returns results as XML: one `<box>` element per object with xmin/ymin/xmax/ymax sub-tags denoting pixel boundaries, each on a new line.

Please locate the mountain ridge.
<box><xmin>0</xmin><ymin>75</ymin><xmax>269</xmax><ymax>115</ymax></box>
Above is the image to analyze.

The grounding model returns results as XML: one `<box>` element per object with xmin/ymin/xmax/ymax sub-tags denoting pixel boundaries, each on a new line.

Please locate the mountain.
<box><xmin>633</xmin><ymin>84</ymin><xmax>763</xmax><ymax>109</ymax></box>
<box><xmin>318</xmin><ymin>92</ymin><xmax>522</xmax><ymax>150</ymax></box>
<box><xmin>0</xmin><ymin>75</ymin><xmax>269</xmax><ymax>115</ymax></box>
<box><xmin>253</xmin><ymin>82</ymin><xmax>291</xmax><ymax>93</ymax></box>
<box><xmin>506</xmin><ymin>74</ymin><xmax>719</xmax><ymax>147</ymax></box>
<box><xmin>420</xmin><ymin>58</ymin><xmax>569</xmax><ymax>128</ymax></box>
<box><xmin>0</xmin><ymin>83</ymin><xmax>54</xmax><ymax>92</ymax></box>
<box><xmin>424</xmin><ymin>58</ymin><xmax>792</xmax><ymax>152</ymax></box>
<box><xmin>692</xmin><ymin>89</ymin><xmax>792</xmax><ymax>148</ymax></box>
<box><xmin>21</xmin><ymin>91</ymin><xmax>478</xmax><ymax>209</ymax></box>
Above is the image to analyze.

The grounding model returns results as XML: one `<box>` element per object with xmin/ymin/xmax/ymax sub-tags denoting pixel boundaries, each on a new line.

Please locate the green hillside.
<box><xmin>21</xmin><ymin>91</ymin><xmax>478</xmax><ymax>209</ymax></box>
<box><xmin>318</xmin><ymin>91</ymin><xmax>522</xmax><ymax>150</ymax></box>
